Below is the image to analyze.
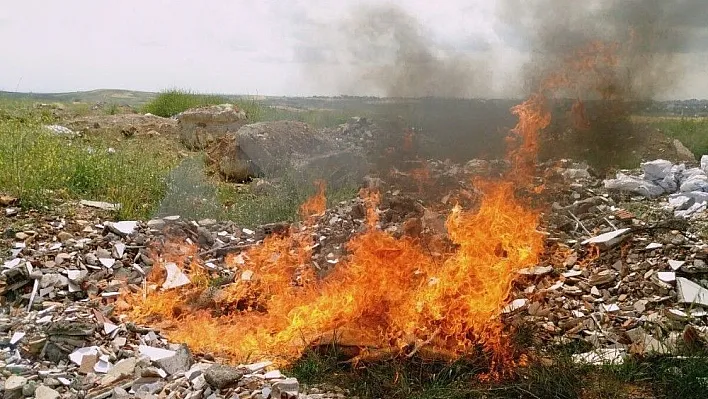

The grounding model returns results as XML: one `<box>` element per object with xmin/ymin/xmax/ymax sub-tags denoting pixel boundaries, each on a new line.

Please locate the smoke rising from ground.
<box><xmin>301</xmin><ymin>1</ymin><xmax>707</xmax><ymax>100</ymax></box>
<box><xmin>499</xmin><ymin>0</ymin><xmax>708</xmax><ymax>100</ymax></box>
<box><xmin>302</xmin><ymin>4</ymin><xmax>493</xmax><ymax>98</ymax></box>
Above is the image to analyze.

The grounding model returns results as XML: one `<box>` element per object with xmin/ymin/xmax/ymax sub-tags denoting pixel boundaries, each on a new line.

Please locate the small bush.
<box><xmin>142</xmin><ymin>89</ymin><xmax>229</xmax><ymax>117</ymax></box>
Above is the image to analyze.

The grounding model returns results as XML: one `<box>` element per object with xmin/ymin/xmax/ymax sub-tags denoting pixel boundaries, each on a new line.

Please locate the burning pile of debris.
<box><xmin>3</xmin><ymin>152</ymin><xmax>708</xmax><ymax>397</ymax></box>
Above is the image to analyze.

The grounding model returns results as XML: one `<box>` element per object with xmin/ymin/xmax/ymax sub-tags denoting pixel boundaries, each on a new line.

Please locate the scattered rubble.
<box><xmin>4</xmin><ymin>152</ymin><xmax>708</xmax><ymax>395</ymax></box>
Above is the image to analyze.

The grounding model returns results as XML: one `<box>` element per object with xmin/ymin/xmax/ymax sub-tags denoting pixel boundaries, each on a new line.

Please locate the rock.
<box><xmin>176</xmin><ymin>104</ymin><xmax>248</xmax><ymax>150</ymax></box>
<box><xmin>80</xmin><ymin>200</ymin><xmax>121</xmax><ymax>211</ymax></box>
<box><xmin>604</xmin><ymin>173</ymin><xmax>665</xmax><ymax>198</ymax></box>
<box><xmin>153</xmin><ymin>344</ymin><xmax>193</xmax><ymax>375</ymax></box>
<box><xmin>271</xmin><ymin>377</ymin><xmax>300</xmax><ymax>399</ymax></box>
<box><xmin>40</xmin><ymin>273</ymin><xmax>68</xmax><ymax>289</ymax></box>
<box><xmin>100</xmin><ymin>357</ymin><xmax>138</xmax><ymax>386</ymax></box>
<box><xmin>581</xmin><ymin>228</ymin><xmax>631</xmax><ymax>249</ymax></box>
<box><xmin>674</xmin><ymin>139</ymin><xmax>695</xmax><ymax>162</ymax></box>
<box><xmin>44</xmin><ymin>125</ymin><xmax>76</xmax><ymax>137</ymax></box>
<box><xmin>206</xmin><ymin>121</ymin><xmax>367</xmax><ymax>188</ymax></box>
<box><xmin>21</xmin><ymin>380</ymin><xmax>37</xmax><ymax>397</ymax></box>
<box><xmin>676</xmin><ymin>277</ymin><xmax>708</xmax><ymax>307</ymax></box>
<box><xmin>4</xmin><ymin>375</ymin><xmax>26</xmax><ymax>399</ymax></box>
<box><xmin>162</xmin><ymin>263</ymin><xmax>191</xmax><ymax>290</ymax></box>
<box><xmin>33</xmin><ymin>385</ymin><xmax>60</xmax><ymax>399</ymax></box>
<box><xmin>204</xmin><ymin>364</ymin><xmax>245</xmax><ymax>389</ymax></box>
<box><xmin>107</xmin><ymin>221</ymin><xmax>138</xmax><ymax>236</ymax></box>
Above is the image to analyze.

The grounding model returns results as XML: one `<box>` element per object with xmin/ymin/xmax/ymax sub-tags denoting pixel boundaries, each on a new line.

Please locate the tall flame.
<box><xmin>123</xmin><ymin>40</ymin><xmax>620</xmax><ymax>378</ymax></box>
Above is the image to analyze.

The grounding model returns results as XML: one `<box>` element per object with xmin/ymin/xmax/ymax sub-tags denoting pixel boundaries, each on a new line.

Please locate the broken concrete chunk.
<box><xmin>162</xmin><ymin>262</ymin><xmax>191</xmax><ymax>290</ymax></box>
<box><xmin>34</xmin><ymin>385</ymin><xmax>61</xmax><ymax>399</ymax></box>
<box><xmin>517</xmin><ymin>265</ymin><xmax>553</xmax><ymax>276</ymax></box>
<box><xmin>581</xmin><ymin>228</ymin><xmax>631</xmax><ymax>249</ymax></box>
<box><xmin>502</xmin><ymin>298</ymin><xmax>528</xmax><ymax>314</ymax></box>
<box><xmin>154</xmin><ymin>345</ymin><xmax>193</xmax><ymax>375</ymax></box>
<box><xmin>572</xmin><ymin>348</ymin><xmax>626</xmax><ymax>365</ymax></box>
<box><xmin>676</xmin><ymin>277</ymin><xmax>708</xmax><ymax>307</ymax></box>
<box><xmin>107</xmin><ymin>221</ymin><xmax>138</xmax><ymax>236</ymax></box>
<box><xmin>80</xmin><ymin>200</ymin><xmax>121</xmax><ymax>211</ymax></box>
<box><xmin>139</xmin><ymin>345</ymin><xmax>176</xmax><ymax>361</ymax></box>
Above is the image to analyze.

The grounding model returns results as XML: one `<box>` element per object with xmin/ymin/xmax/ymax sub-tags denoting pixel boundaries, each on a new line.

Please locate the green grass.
<box><xmin>651</xmin><ymin>117</ymin><xmax>708</xmax><ymax>157</ymax></box>
<box><xmin>0</xmin><ymin>108</ymin><xmax>178</xmax><ymax>219</ymax></box>
<box><xmin>142</xmin><ymin>89</ymin><xmax>230</xmax><ymax>117</ymax></box>
<box><xmin>285</xmin><ymin>338</ymin><xmax>708</xmax><ymax>399</ymax></box>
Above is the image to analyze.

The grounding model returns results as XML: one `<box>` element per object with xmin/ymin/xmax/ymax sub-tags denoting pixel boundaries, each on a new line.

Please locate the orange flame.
<box><xmin>124</xmin><ymin>40</ymin><xmax>623</xmax><ymax>378</ymax></box>
<box><xmin>299</xmin><ymin>180</ymin><xmax>327</xmax><ymax>220</ymax></box>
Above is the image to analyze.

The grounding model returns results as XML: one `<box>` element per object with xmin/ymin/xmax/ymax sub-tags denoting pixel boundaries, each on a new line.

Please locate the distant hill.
<box><xmin>0</xmin><ymin>89</ymin><xmax>158</xmax><ymax>106</ymax></box>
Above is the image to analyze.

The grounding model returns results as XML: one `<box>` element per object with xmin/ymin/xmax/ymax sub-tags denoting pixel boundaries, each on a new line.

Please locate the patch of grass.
<box><xmin>284</xmin><ymin>337</ymin><xmax>708</xmax><ymax>399</ymax></box>
<box><xmin>104</xmin><ymin>103</ymin><xmax>120</xmax><ymax>115</ymax></box>
<box><xmin>652</xmin><ymin>117</ymin><xmax>708</xmax><ymax>157</ymax></box>
<box><xmin>0</xmin><ymin>111</ymin><xmax>178</xmax><ymax>219</ymax></box>
<box><xmin>142</xmin><ymin>89</ymin><xmax>229</xmax><ymax>118</ymax></box>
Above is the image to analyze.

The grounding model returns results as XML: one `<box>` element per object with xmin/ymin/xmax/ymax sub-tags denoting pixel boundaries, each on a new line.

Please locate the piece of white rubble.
<box><xmin>163</xmin><ymin>262</ymin><xmax>191</xmax><ymax>289</ymax></box>
<box><xmin>502</xmin><ymin>298</ymin><xmax>528</xmax><ymax>314</ymax></box>
<box><xmin>80</xmin><ymin>200</ymin><xmax>121</xmax><ymax>211</ymax></box>
<box><xmin>139</xmin><ymin>345</ymin><xmax>176</xmax><ymax>361</ymax></box>
<box><xmin>676</xmin><ymin>277</ymin><xmax>708</xmax><ymax>307</ymax></box>
<box><xmin>581</xmin><ymin>228</ymin><xmax>631</xmax><ymax>248</ymax></box>
<box><xmin>668</xmin><ymin>260</ymin><xmax>685</xmax><ymax>271</ymax></box>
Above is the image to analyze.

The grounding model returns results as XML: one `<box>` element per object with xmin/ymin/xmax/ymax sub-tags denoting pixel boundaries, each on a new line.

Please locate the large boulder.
<box><xmin>207</xmin><ymin>121</ymin><xmax>368</xmax><ymax>188</ymax></box>
<box><xmin>177</xmin><ymin>104</ymin><xmax>247</xmax><ymax>150</ymax></box>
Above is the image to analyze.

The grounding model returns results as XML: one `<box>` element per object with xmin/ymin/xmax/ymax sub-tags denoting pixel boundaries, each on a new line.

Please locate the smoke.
<box><xmin>499</xmin><ymin>0</ymin><xmax>708</xmax><ymax>100</ymax></box>
<box><xmin>301</xmin><ymin>4</ymin><xmax>493</xmax><ymax>98</ymax></box>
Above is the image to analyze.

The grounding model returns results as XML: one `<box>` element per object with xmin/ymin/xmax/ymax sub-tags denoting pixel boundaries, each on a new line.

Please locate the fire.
<box><xmin>123</xmin><ymin>40</ymin><xmax>622</xmax><ymax>378</ymax></box>
<box><xmin>299</xmin><ymin>179</ymin><xmax>327</xmax><ymax>220</ymax></box>
<box><xmin>125</xmin><ymin>180</ymin><xmax>541</xmax><ymax>376</ymax></box>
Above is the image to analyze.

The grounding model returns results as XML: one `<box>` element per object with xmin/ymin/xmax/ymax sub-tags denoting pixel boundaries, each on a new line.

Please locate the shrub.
<box><xmin>142</xmin><ymin>89</ymin><xmax>229</xmax><ymax>117</ymax></box>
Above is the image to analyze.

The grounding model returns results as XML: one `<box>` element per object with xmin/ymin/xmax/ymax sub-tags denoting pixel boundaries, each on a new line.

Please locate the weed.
<box><xmin>0</xmin><ymin>112</ymin><xmax>177</xmax><ymax>219</ymax></box>
<box><xmin>142</xmin><ymin>89</ymin><xmax>229</xmax><ymax>117</ymax></box>
<box><xmin>104</xmin><ymin>103</ymin><xmax>120</xmax><ymax>115</ymax></box>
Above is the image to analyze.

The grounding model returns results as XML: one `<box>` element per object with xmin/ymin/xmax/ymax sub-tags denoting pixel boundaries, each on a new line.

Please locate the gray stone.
<box><xmin>4</xmin><ymin>375</ymin><xmax>26</xmax><ymax>399</ymax></box>
<box><xmin>22</xmin><ymin>380</ymin><xmax>37</xmax><ymax>397</ymax></box>
<box><xmin>33</xmin><ymin>385</ymin><xmax>60</xmax><ymax>399</ymax></box>
<box><xmin>206</xmin><ymin>121</ymin><xmax>367</xmax><ymax>188</ymax></box>
<box><xmin>154</xmin><ymin>344</ymin><xmax>193</xmax><ymax>375</ymax></box>
<box><xmin>100</xmin><ymin>357</ymin><xmax>138</xmax><ymax>386</ymax></box>
<box><xmin>204</xmin><ymin>364</ymin><xmax>245</xmax><ymax>389</ymax></box>
<box><xmin>271</xmin><ymin>377</ymin><xmax>299</xmax><ymax>399</ymax></box>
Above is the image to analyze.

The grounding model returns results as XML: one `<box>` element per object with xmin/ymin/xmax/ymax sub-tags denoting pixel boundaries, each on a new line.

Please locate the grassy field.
<box><xmin>0</xmin><ymin>93</ymin><xmax>358</xmax><ymax>223</ymax></box>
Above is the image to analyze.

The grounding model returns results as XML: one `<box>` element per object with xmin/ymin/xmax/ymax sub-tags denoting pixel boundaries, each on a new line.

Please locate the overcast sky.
<box><xmin>1</xmin><ymin>0</ymin><xmax>707</xmax><ymax>99</ymax></box>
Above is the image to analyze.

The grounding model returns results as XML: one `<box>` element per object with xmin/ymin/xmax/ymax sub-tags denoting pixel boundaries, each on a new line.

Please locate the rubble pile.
<box><xmin>604</xmin><ymin>156</ymin><xmax>708</xmax><ymax>218</ymax></box>
<box><xmin>4</xmin><ymin>153</ymin><xmax>708</xmax><ymax>396</ymax></box>
<box><xmin>0</xmin><ymin>209</ymin><xmax>353</xmax><ymax>398</ymax></box>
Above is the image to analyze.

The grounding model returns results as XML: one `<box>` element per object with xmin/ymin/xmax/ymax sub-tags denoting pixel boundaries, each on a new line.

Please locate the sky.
<box><xmin>1</xmin><ymin>0</ymin><xmax>707</xmax><ymax>99</ymax></box>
